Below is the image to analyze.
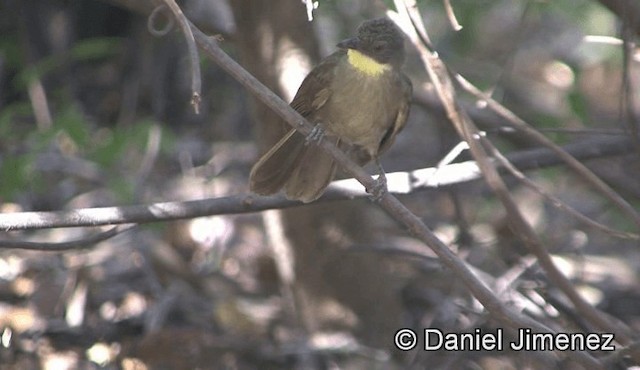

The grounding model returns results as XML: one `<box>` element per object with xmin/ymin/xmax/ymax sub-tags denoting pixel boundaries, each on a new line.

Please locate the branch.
<box><xmin>0</xmin><ymin>226</ymin><xmax>133</xmax><ymax>251</ymax></box>
<box><xmin>150</xmin><ymin>1</ymin><xmax>201</xmax><ymax>113</ymax></box>
<box><xmin>392</xmin><ymin>0</ymin><xmax>621</xmax><ymax>367</ymax></box>
<box><xmin>0</xmin><ymin>135</ymin><xmax>635</xmax><ymax>232</ymax></box>
<box><xmin>487</xmin><ymin>139</ymin><xmax>638</xmax><ymax>241</ymax></box>
<box><xmin>455</xmin><ymin>75</ymin><xmax>640</xmax><ymax>228</ymax></box>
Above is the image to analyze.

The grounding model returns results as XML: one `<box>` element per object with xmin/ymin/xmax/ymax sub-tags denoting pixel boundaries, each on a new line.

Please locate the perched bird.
<box><xmin>250</xmin><ymin>17</ymin><xmax>412</xmax><ymax>202</ymax></box>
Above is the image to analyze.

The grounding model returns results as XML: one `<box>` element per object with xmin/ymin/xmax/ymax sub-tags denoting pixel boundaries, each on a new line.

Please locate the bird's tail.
<box><xmin>249</xmin><ymin>129</ymin><xmax>338</xmax><ymax>203</ymax></box>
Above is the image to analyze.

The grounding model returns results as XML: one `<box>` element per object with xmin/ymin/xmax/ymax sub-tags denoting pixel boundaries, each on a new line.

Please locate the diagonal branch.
<box><xmin>394</xmin><ymin>0</ymin><xmax>634</xmax><ymax>365</ymax></box>
<box><xmin>455</xmin><ymin>75</ymin><xmax>640</xmax><ymax>228</ymax></box>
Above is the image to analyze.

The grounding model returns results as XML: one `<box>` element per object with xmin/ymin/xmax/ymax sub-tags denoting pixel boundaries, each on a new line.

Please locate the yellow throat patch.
<box><xmin>347</xmin><ymin>49</ymin><xmax>390</xmax><ymax>77</ymax></box>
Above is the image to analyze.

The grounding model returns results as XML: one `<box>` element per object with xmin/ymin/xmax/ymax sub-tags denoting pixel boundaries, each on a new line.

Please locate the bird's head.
<box><xmin>337</xmin><ymin>18</ymin><xmax>406</xmax><ymax>67</ymax></box>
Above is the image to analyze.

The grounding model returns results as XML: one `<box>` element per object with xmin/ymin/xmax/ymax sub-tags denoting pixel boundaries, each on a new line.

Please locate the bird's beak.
<box><xmin>337</xmin><ymin>37</ymin><xmax>359</xmax><ymax>50</ymax></box>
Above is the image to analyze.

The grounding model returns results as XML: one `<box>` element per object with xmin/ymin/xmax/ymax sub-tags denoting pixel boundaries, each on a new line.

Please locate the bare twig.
<box><xmin>150</xmin><ymin>1</ymin><xmax>201</xmax><ymax>113</ymax></box>
<box><xmin>485</xmin><ymin>138</ymin><xmax>639</xmax><ymax>240</ymax></box>
<box><xmin>408</xmin><ymin>0</ymin><xmax>640</xmax><ymax>228</ymax></box>
<box><xmin>394</xmin><ymin>0</ymin><xmax>626</xmax><ymax>366</ymax></box>
<box><xmin>0</xmin><ymin>135</ymin><xmax>634</xmax><ymax>232</ymax></box>
<box><xmin>133</xmin><ymin>124</ymin><xmax>163</xmax><ymax>199</ymax></box>
<box><xmin>0</xmin><ymin>226</ymin><xmax>133</xmax><ymax>251</ymax></box>
<box><xmin>443</xmin><ymin>0</ymin><xmax>462</xmax><ymax>31</ymax></box>
<box><xmin>455</xmin><ymin>75</ymin><xmax>640</xmax><ymax>228</ymax></box>
<box><xmin>0</xmin><ymin>195</ymin><xmax>280</xmax><ymax>230</ymax></box>
<box><xmin>27</xmin><ymin>78</ymin><xmax>53</xmax><ymax>129</ymax></box>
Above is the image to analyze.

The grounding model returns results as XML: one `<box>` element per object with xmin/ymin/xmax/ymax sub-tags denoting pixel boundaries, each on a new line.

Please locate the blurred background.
<box><xmin>0</xmin><ymin>0</ymin><xmax>639</xmax><ymax>369</ymax></box>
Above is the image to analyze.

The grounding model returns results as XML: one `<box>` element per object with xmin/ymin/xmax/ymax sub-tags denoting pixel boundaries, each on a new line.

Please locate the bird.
<box><xmin>249</xmin><ymin>17</ymin><xmax>412</xmax><ymax>203</ymax></box>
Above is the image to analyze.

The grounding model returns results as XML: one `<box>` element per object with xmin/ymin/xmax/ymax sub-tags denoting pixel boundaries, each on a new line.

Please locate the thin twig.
<box><xmin>0</xmin><ymin>226</ymin><xmax>134</xmax><ymax>251</ymax></box>
<box><xmin>402</xmin><ymin>0</ymin><xmax>632</xmax><ymax>345</ymax></box>
<box><xmin>152</xmin><ymin>1</ymin><xmax>201</xmax><ymax>113</ymax></box>
<box><xmin>394</xmin><ymin>0</ymin><xmax>620</xmax><ymax>366</ymax></box>
<box><xmin>485</xmin><ymin>138</ymin><xmax>639</xmax><ymax>240</ymax></box>
<box><xmin>133</xmin><ymin>124</ymin><xmax>163</xmax><ymax>199</ymax></box>
<box><xmin>0</xmin><ymin>135</ymin><xmax>635</xmax><ymax>232</ymax></box>
<box><xmin>27</xmin><ymin>78</ymin><xmax>53</xmax><ymax>130</ymax></box>
<box><xmin>443</xmin><ymin>0</ymin><xmax>462</xmax><ymax>31</ymax></box>
<box><xmin>455</xmin><ymin>75</ymin><xmax>640</xmax><ymax>228</ymax></box>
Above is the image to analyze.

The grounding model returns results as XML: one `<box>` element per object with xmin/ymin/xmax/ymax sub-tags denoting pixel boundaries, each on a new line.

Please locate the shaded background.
<box><xmin>0</xmin><ymin>0</ymin><xmax>639</xmax><ymax>368</ymax></box>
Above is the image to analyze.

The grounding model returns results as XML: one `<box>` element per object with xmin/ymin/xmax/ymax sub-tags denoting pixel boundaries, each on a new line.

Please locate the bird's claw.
<box><xmin>368</xmin><ymin>176</ymin><xmax>388</xmax><ymax>201</ymax></box>
<box><xmin>305</xmin><ymin>124</ymin><xmax>325</xmax><ymax>145</ymax></box>
<box><xmin>368</xmin><ymin>161</ymin><xmax>388</xmax><ymax>201</ymax></box>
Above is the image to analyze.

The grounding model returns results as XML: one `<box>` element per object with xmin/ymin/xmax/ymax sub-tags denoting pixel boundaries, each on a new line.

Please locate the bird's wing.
<box><xmin>289</xmin><ymin>51</ymin><xmax>345</xmax><ymax>116</ymax></box>
<box><xmin>378</xmin><ymin>73</ymin><xmax>412</xmax><ymax>154</ymax></box>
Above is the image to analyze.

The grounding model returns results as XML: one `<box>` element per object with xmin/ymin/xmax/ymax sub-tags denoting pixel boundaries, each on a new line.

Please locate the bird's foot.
<box><xmin>305</xmin><ymin>124</ymin><xmax>325</xmax><ymax>146</ymax></box>
<box><xmin>367</xmin><ymin>160</ymin><xmax>388</xmax><ymax>202</ymax></box>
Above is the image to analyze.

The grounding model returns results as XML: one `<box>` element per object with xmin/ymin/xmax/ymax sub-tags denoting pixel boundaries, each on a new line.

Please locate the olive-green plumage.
<box><xmin>250</xmin><ymin>18</ymin><xmax>412</xmax><ymax>202</ymax></box>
